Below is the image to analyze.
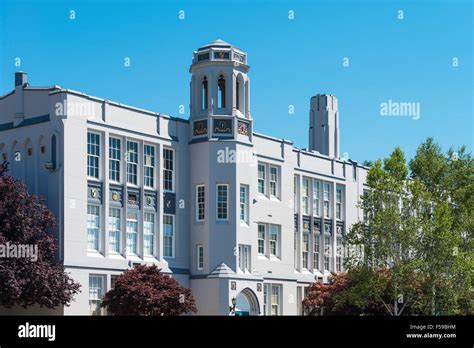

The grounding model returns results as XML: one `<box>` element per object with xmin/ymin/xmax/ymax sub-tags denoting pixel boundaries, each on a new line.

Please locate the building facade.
<box><xmin>0</xmin><ymin>40</ymin><xmax>367</xmax><ymax>316</ymax></box>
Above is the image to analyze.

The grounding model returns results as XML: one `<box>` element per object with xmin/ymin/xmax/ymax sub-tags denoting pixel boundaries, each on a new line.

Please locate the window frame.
<box><xmin>269</xmin><ymin>166</ymin><xmax>279</xmax><ymax>198</ymax></box>
<box><xmin>143</xmin><ymin>144</ymin><xmax>156</xmax><ymax>189</ymax></box>
<box><xmin>87</xmin><ymin>132</ymin><xmax>101</xmax><ymax>180</ymax></box>
<box><xmin>108</xmin><ymin>207</ymin><xmax>121</xmax><ymax>254</ymax></box>
<box><xmin>126</xmin><ymin>212</ymin><xmax>138</xmax><ymax>255</ymax></box>
<box><xmin>239</xmin><ymin>184</ymin><xmax>248</xmax><ymax>223</ymax></box>
<box><xmin>216</xmin><ymin>184</ymin><xmax>229</xmax><ymax>221</ymax></box>
<box><xmin>257</xmin><ymin>163</ymin><xmax>266</xmax><ymax>195</ymax></box>
<box><xmin>87</xmin><ymin>204</ymin><xmax>101</xmax><ymax>252</ymax></box>
<box><xmin>109</xmin><ymin>136</ymin><xmax>121</xmax><ymax>183</ymax></box>
<box><xmin>163</xmin><ymin>214</ymin><xmax>175</xmax><ymax>258</ymax></box>
<box><xmin>163</xmin><ymin>148</ymin><xmax>174</xmax><ymax>192</ymax></box>
<box><xmin>89</xmin><ymin>275</ymin><xmax>105</xmax><ymax>316</ymax></box>
<box><xmin>196</xmin><ymin>185</ymin><xmax>205</xmax><ymax>222</ymax></box>
<box><xmin>126</xmin><ymin>140</ymin><xmax>139</xmax><ymax>186</ymax></box>
<box><xmin>143</xmin><ymin>212</ymin><xmax>155</xmax><ymax>256</ymax></box>
<box><xmin>197</xmin><ymin>244</ymin><xmax>204</xmax><ymax>270</ymax></box>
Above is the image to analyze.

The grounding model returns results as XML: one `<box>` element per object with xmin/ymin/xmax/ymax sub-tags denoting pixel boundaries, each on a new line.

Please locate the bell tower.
<box><xmin>189</xmin><ymin>39</ymin><xmax>252</xmax><ymax>141</ymax></box>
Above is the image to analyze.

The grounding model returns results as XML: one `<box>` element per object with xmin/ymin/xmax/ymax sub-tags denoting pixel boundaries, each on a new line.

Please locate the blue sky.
<box><xmin>1</xmin><ymin>0</ymin><xmax>472</xmax><ymax>163</ymax></box>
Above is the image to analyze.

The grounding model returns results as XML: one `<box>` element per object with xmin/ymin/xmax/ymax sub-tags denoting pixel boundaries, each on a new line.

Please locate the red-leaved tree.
<box><xmin>0</xmin><ymin>161</ymin><xmax>81</xmax><ymax>309</ymax></box>
<box><xmin>101</xmin><ymin>264</ymin><xmax>197</xmax><ymax>315</ymax></box>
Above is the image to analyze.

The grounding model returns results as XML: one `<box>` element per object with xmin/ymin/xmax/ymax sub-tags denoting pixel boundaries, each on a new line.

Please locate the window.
<box><xmin>236</xmin><ymin>78</ymin><xmax>240</xmax><ymax>111</ymax></box>
<box><xmin>217</xmin><ymin>74</ymin><xmax>226</xmax><ymax>108</ymax></box>
<box><xmin>144</xmin><ymin>213</ymin><xmax>155</xmax><ymax>256</ymax></box>
<box><xmin>270</xmin><ymin>225</ymin><xmax>280</xmax><ymax>257</ymax></box>
<box><xmin>108</xmin><ymin>208</ymin><xmax>121</xmax><ymax>253</ymax></box>
<box><xmin>238</xmin><ymin>244</ymin><xmax>251</xmax><ymax>273</ymax></box>
<box><xmin>196</xmin><ymin>185</ymin><xmax>205</xmax><ymax>221</ymax></box>
<box><xmin>336</xmin><ymin>186</ymin><xmax>343</xmax><ymax>220</ymax></box>
<box><xmin>294</xmin><ymin>176</ymin><xmax>298</xmax><ymax>213</ymax></box>
<box><xmin>202</xmin><ymin>77</ymin><xmax>208</xmax><ymax>110</ymax></box>
<box><xmin>302</xmin><ymin>233</ymin><xmax>309</xmax><ymax>269</ymax></box>
<box><xmin>216</xmin><ymin>184</ymin><xmax>228</xmax><ymax>220</ymax></box>
<box><xmin>144</xmin><ymin>144</ymin><xmax>155</xmax><ymax>188</ymax></box>
<box><xmin>258</xmin><ymin>224</ymin><xmax>266</xmax><ymax>255</ymax></box>
<box><xmin>324</xmin><ymin>236</ymin><xmax>331</xmax><ymax>271</ymax></box>
<box><xmin>336</xmin><ymin>237</ymin><xmax>342</xmax><ymax>272</ymax></box>
<box><xmin>126</xmin><ymin>212</ymin><xmax>138</xmax><ymax>255</ymax></box>
<box><xmin>263</xmin><ymin>284</ymin><xmax>281</xmax><ymax>316</ymax></box>
<box><xmin>89</xmin><ymin>275</ymin><xmax>104</xmax><ymax>315</ymax></box>
<box><xmin>313</xmin><ymin>180</ymin><xmax>320</xmax><ymax>216</ymax></box>
<box><xmin>109</xmin><ymin>137</ymin><xmax>121</xmax><ymax>182</ymax></box>
<box><xmin>258</xmin><ymin>164</ymin><xmax>265</xmax><ymax>194</ymax></box>
<box><xmin>111</xmin><ymin>275</ymin><xmax>119</xmax><ymax>288</ymax></box>
<box><xmin>126</xmin><ymin>141</ymin><xmax>138</xmax><ymax>185</ymax></box>
<box><xmin>269</xmin><ymin>166</ymin><xmax>278</xmax><ymax>197</ymax></box>
<box><xmin>239</xmin><ymin>185</ymin><xmax>248</xmax><ymax>223</ymax></box>
<box><xmin>163</xmin><ymin>148</ymin><xmax>174</xmax><ymax>191</ymax></box>
<box><xmin>324</xmin><ymin>183</ymin><xmax>330</xmax><ymax>218</ymax></box>
<box><xmin>302</xmin><ymin>177</ymin><xmax>310</xmax><ymax>215</ymax></box>
<box><xmin>271</xmin><ymin>285</ymin><xmax>280</xmax><ymax>315</ymax></box>
<box><xmin>313</xmin><ymin>235</ymin><xmax>320</xmax><ymax>270</ymax></box>
<box><xmin>163</xmin><ymin>214</ymin><xmax>174</xmax><ymax>258</ymax></box>
<box><xmin>87</xmin><ymin>205</ymin><xmax>100</xmax><ymax>251</ymax></box>
<box><xmin>197</xmin><ymin>245</ymin><xmax>204</xmax><ymax>270</ymax></box>
<box><xmin>87</xmin><ymin>132</ymin><xmax>100</xmax><ymax>179</ymax></box>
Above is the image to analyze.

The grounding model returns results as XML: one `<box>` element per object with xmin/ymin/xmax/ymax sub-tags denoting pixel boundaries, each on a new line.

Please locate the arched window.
<box><xmin>201</xmin><ymin>77</ymin><xmax>208</xmax><ymax>110</ymax></box>
<box><xmin>236</xmin><ymin>78</ymin><xmax>240</xmax><ymax>111</ymax></box>
<box><xmin>218</xmin><ymin>75</ymin><xmax>226</xmax><ymax>108</ymax></box>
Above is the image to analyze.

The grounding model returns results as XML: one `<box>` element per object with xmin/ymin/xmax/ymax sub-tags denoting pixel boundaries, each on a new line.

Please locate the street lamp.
<box><xmin>229</xmin><ymin>297</ymin><xmax>236</xmax><ymax>313</ymax></box>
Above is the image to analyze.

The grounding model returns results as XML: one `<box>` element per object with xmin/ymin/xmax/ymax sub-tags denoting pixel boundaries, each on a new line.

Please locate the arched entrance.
<box><xmin>234</xmin><ymin>288</ymin><xmax>260</xmax><ymax>316</ymax></box>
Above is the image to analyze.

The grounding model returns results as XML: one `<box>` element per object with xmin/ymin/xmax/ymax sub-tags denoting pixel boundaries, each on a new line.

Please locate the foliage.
<box><xmin>0</xmin><ymin>161</ymin><xmax>81</xmax><ymax>309</ymax></box>
<box><xmin>101</xmin><ymin>264</ymin><xmax>197</xmax><ymax>315</ymax></box>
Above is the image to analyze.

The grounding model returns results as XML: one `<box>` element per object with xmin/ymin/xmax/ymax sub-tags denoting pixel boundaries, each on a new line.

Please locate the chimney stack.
<box><xmin>15</xmin><ymin>71</ymin><xmax>28</xmax><ymax>87</ymax></box>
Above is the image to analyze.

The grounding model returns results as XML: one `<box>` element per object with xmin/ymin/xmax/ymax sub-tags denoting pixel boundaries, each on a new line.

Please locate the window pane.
<box><xmin>163</xmin><ymin>149</ymin><xmax>174</xmax><ymax>191</ymax></box>
<box><xmin>144</xmin><ymin>213</ymin><xmax>155</xmax><ymax>255</ymax></box>
<box><xmin>108</xmin><ymin>208</ymin><xmax>120</xmax><ymax>253</ymax></box>
<box><xmin>87</xmin><ymin>205</ymin><xmax>100</xmax><ymax>251</ymax></box>
<box><xmin>164</xmin><ymin>215</ymin><xmax>174</xmax><ymax>257</ymax></box>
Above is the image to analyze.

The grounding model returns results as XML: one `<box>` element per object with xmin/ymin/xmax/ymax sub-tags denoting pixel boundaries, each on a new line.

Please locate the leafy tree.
<box><xmin>343</xmin><ymin>139</ymin><xmax>473</xmax><ymax>315</ymax></box>
<box><xmin>0</xmin><ymin>161</ymin><xmax>80</xmax><ymax>309</ymax></box>
<box><xmin>101</xmin><ymin>264</ymin><xmax>197</xmax><ymax>315</ymax></box>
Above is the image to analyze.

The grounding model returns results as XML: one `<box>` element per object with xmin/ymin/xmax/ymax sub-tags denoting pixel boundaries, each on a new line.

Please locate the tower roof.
<box><xmin>197</xmin><ymin>39</ymin><xmax>242</xmax><ymax>52</ymax></box>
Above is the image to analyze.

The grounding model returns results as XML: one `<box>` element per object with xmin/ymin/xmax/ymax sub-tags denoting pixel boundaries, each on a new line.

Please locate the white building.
<box><xmin>0</xmin><ymin>40</ymin><xmax>367</xmax><ymax>315</ymax></box>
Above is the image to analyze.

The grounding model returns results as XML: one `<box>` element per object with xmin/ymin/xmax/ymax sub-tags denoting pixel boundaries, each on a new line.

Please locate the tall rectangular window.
<box><xmin>240</xmin><ymin>185</ymin><xmax>248</xmax><ymax>223</ymax></box>
<box><xmin>89</xmin><ymin>275</ymin><xmax>104</xmax><ymax>315</ymax></box>
<box><xmin>109</xmin><ymin>137</ymin><xmax>121</xmax><ymax>182</ymax></box>
<box><xmin>108</xmin><ymin>208</ymin><xmax>121</xmax><ymax>253</ymax></box>
<box><xmin>126</xmin><ymin>141</ymin><xmax>138</xmax><ymax>185</ymax></box>
<box><xmin>269</xmin><ymin>166</ymin><xmax>278</xmax><ymax>197</ymax></box>
<box><xmin>258</xmin><ymin>224</ymin><xmax>266</xmax><ymax>255</ymax></box>
<box><xmin>294</xmin><ymin>176</ymin><xmax>298</xmax><ymax>213</ymax></box>
<box><xmin>312</xmin><ymin>179</ymin><xmax>320</xmax><ymax>216</ymax></box>
<box><xmin>144</xmin><ymin>213</ymin><xmax>155</xmax><ymax>256</ymax></box>
<box><xmin>263</xmin><ymin>284</ymin><xmax>268</xmax><ymax>315</ymax></box>
<box><xmin>196</xmin><ymin>185</ymin><xmax>205</xmax><ymax>221</ymax></box>
<box><xmin>336</xmin><ymin>186</ymin><xmax>343</xmax><ymax>220</ymax></box>
<box><xmin>126</xmin><ymin>212</ymin><xmax>138</xmax><ymax>255</ymax></box>
<box><xmin>87</xmin><ymin>132</ymin><xmax>100</xmax><ymax>179</ymax></box>
<box><xmin>258</xmin><ymin>164</ymin><xmax>266</xmax><ymax>194</ymax></box>
<box><xmin>302</xmin><ymin>177</ymin><xmax>310</xmax><ymax>215</ymax></box>
<box><xmin>163</xmin><ymin>148</ymin><xmax>174</xmax><ymax>191</ymax></box>
<box><xmin>238</xmin><ymin>244</ymin><xmax>251</xmax><ymax>273</ymax></box>
<box><xmin>163</xmin><ymin>214</ymin><xmax>174</xmax><ymax>257</ymax></box>
<box><xmin>313</xmin><ymin>235</ymin><xmax>320</xmax><ymax>270</ymax></box>
<box><xmin>270</xmin><ymin>225</ymin><xmax>280</xmax><ymax>257</ymax></box>
<box><xmin>336</xmin><ymin>237</ymin><xmax>343</xmax><ymax>272</ymax></box>
<box><xmin>302</xmin><ymin>233</ymin><xmax>309</xmax><ymax>269</ymax></box>
<box><xmin>87</xmin><ymin>205</ymin><xmax>100</xmax><ymax>251</ymax></box>
<box><xmin>324</xmin><ymin>182</ymin><xmax>330</xmax><ymax>218</ymax></box>
<box><xmin>271</xmin><ymin>285</ymin><xmax>280</xmax><ymax>315</ymax></box>
<box><xmin>197</xmin><ymin>245</ymin><xmax>204</xmax><ymax>270</ymax></box>
<box><xmin>216</xmin><ymin>184</ymin><xmax>228</xmax><ymax>220</ymax></box>
<box><xmin>144</xmin><ymin>144</ymin><xmax>155</xmax><ymax>188</ymax></box>
<box><xmin>324</xmin><ymin>235</ymin><xmax>331</xmax><ymax>271</ymax></box>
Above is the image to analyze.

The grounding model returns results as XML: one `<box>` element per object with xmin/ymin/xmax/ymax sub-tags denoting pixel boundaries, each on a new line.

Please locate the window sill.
<box><xmin>108</xmin><ymin>252</ymin><xmax>124</xmax><ymax>260</ymax></box>
<box><xmin>269</xmin><ymin>196</ymin><xmax>281</xmax><ymax>202</ymax></box>
<box><xmin>126</xmin><ymin>254</ymin><xmax>142</xmax><ymax>262</ymax></box>
<box><xmin>216</xmin><ymin>220</ymin><xmax>229</xmax><ymax>224</ymax></box>
<box><xmin>258</xmin><ymin>255</ymin><xmax>268</xmax><ymax>260</ymax></box>
<box><xmin>257</xmin><ymin>194</ymin><xmax>268</xmax><ymax>200</ymax></box>
<box><xmin>239</xmin><ymin>222</ymin><xmax>249</xmax><ymax>227</ymax></box>
<box><xmin>87</xmin><ymin>251</ymin><xmax>104</xmax><ymax>258</ymax></box>
<box><xmin>144</xmin><ymin>255</ymin><xmax>159</xmax><ymax>263</ymax></box>
<box><xmin>269</xmin><ymin>256</ymin><xmax>281</xmax><ymax>262</ymax></box>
